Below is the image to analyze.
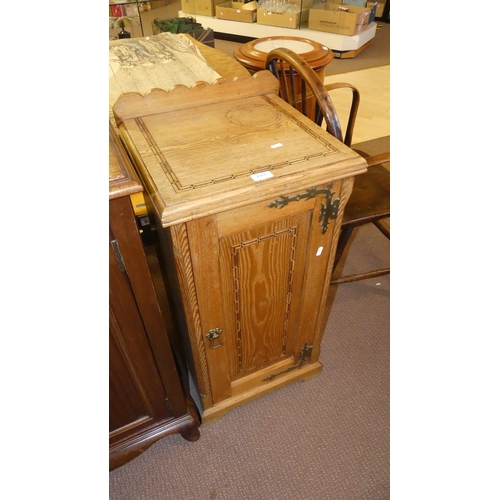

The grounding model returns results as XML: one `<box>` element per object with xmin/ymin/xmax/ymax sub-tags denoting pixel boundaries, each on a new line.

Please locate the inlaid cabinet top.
<box><xmin>113</xmin><ymin>72</ymin><xmax>367</xmax><ymax>227</ymax></box>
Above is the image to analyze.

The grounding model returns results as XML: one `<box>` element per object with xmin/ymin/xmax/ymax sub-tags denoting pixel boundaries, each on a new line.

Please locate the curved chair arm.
<box><xmin>323</xmin><ymin>82</ymin><xmax>360</xmax><ymax>148</ymax></box>
<box><xmin>366</xmin><ymin>152</ymin><xmax>390</xmax><ymax>167</ymax></box>
<box><xmin>355</xmin><ymin>151</ymin><xmax>390</xmax><ymax>168</ymax></box>
<box><xmin>265</xmin><ymin>48</ymin><xmax>345</xmax><ymax>142</ymax></box>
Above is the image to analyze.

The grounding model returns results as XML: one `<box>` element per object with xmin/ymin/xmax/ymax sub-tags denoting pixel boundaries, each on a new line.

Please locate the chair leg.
<box><xmin>330</xmin><ymin>222</ymin><xmax>390</xmax><ymax>286</ymax></box>
<box><xmin>373</xmin><ymin>218</ymin><xmax>390</xmax><ymax>239</ymax></box>
<box><xmin>330</xmin><ymin>268</ymin><xmax>390</xmax><ymax>285</ymax></box>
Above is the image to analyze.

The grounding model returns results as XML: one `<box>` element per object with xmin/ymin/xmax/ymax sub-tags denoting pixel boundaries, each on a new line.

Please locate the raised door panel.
<box><xmin>109</xmin><ymin>241</ymin><xmax>173</xmax><ymax>442</ymax></box>
<box><xmin>218</xmin><ymin>214</ymin><xmax>310</xmax><ymax>382</ymax></box>
<box><xmin>185</xmin><ymin>193</ymin><xmax>320</xmax><ymax>403</ymax></box>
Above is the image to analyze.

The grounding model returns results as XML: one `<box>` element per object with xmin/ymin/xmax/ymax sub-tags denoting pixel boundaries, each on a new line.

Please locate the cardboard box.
<box><xmin>181</xmin><ymin>0</ymin><xmax>226</xmax><ymax>16</ymax></box>
<box><xmin>318</xmin><ymin>0</ymin><xmax>381</xmax><ymax>19</ymax></box>
<box><xmin>308</xmin><ymin>3</ymin><xmax>371</xmax><ymax>35</ymax></box>
<box><xmin>365</xmin><ymin>1</ymin><xmax>387</xmax><ymax>17</ymax></box>
<box><xmin>150</xmin><ymin>0</ymin><xmax>168</xmax><ymax>9</ymax></box>
<box><xmin>138</xmin><ymin>2</ymin><xmax>152</xmax><ymax>13</ymax></box>
<box><xmin>375</xmin><ymin>1</ymin><xmax>386</xmax><ymax>17</ymax></box>
<box><xmin>339</xmin><ymin>0</ymin><xmax>366</xmax><ymax>6</ymax></box>
<box><xmin>216</xmin><ymin>2</ymin><xmax>258</xmax><ymax>23</ymax></box>
<box><xmin>257</xmin><ymin>0</ymin><xmax>311</xmax><ymax>29</ymax></box>
<box><xmin>366</xmin><ymin>1</ymin><xmax>377</xmax><ymax>23</ymax></box>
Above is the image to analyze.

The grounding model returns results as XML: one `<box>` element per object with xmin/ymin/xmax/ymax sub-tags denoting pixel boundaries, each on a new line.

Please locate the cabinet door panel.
<box><xmin>219</xmin><ymin>213</ymin><xmax>311</xmax><ymax>380</ymax></box>
<box><xmin>109</xmin><ymin>311</ymin><xmax>155</xmax><ymax>432</ymax></box>
<box><xmin>109</xmin><ymin>242</ymin><xmax>173</xmax><ymax>439</ymax></box>
<box><xmin>187</xmin><ymin>200</ymin><xmax>313</xmax><ymax>399</ymax></box>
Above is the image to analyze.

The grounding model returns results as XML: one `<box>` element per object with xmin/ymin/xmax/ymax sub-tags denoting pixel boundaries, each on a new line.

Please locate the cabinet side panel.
<box><xmin>109</xmin><ymin>312</ymin><xmax>151</xmax><ymax>431</ymax></box>
<box><xmin>294</xmin><ymin>178</ymin><xmax>354</xmax><ymax>362</ymax></box>
<box><xmin>309</xmin><ymin>176</ymin><xmax>355</xmax><ymax>362</ymax></box>
<box><xmin>109</xmin><ymin>197</ymin><xmax>187</xmax><ymax>417</ymax></box>
<box><xmin>109</xmin><ymin>243</ymin><xmax>173</xmax><ymax>436</ymax></box>
<box><xmin>164</xmin><ymin>223</ymin><xmax>215</xmax><ymax>408</ymax></box>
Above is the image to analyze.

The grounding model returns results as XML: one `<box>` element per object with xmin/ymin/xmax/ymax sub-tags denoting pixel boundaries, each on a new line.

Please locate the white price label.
<box><xmin>251</xmin><ymin>171</ymin><xmax>274</xmax><ymax>182</ymax></box>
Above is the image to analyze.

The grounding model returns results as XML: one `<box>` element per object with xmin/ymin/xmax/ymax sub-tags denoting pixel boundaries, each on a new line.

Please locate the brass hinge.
<box><xmin>263</xmin><ymin>343</ymin><xmax>313</xmax><ymax>381</ymax></box>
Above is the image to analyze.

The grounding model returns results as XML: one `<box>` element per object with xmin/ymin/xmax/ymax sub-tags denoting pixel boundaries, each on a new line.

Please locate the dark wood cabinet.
<box><xmin>109</xmin><ymin>123</ymin><xmax>200</xmax><ymax>470</ymax></box>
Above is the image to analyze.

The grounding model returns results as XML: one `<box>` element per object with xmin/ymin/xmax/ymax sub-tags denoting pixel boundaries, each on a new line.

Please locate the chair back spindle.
<box><xmin>265</xmin><ymin>47</ymin><xmax>359</xmax><ymax>147</ymax></box>
<box><xmin>265</xmin><ymin>47</ymin><xmax>390</xmax><ymax>285</ymax></box>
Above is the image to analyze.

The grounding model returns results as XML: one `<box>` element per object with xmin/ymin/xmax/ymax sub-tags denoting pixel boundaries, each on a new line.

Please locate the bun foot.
<box><xmin>181</xmin><ymin>427</ymin><xmax>201</xmax><ymax>442</ymax></box>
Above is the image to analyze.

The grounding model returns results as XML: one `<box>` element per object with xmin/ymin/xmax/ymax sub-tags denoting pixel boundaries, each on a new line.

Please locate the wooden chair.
<box><xmin>265</xmin><ymin>47</ymin><xmax>390</xmax><ymax>285</ymax></box>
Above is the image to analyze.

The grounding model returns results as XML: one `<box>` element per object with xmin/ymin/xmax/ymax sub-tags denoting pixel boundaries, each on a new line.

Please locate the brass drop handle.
<box><xmin>206</xmin><ymin>328</ymin><xmax>223</xmax><ymax>349</ymax></box>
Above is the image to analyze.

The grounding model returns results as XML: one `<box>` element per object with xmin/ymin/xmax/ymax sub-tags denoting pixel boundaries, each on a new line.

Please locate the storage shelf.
<box><xmin>182</xmin><ymin>12</ymin><xmax>377</xmax><ymax>52</ymax></box>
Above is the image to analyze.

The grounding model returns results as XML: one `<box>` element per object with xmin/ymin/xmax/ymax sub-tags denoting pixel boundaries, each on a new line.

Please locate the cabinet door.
<box><xmin>179</xmin><ymin>181</ymin><xmax>343</xmax><ymax>409</ymax></box>
<box><xmin>109</xmin><ymin>241</ymin><xmax>174</xmax><ymax>440</ymax></box>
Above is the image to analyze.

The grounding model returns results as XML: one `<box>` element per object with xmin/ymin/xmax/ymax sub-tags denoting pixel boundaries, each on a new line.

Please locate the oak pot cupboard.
<box><xmin>113</xmin><ymin>72</ymin><xmax>367</xmax><ymax>423</ymax></box>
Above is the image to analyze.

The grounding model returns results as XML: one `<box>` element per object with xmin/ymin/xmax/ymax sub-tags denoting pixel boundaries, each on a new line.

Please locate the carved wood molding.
<box><xmin>113</xmin><ymin>71</ymin><xmax>280</xmax><ymax>126</ymax></box>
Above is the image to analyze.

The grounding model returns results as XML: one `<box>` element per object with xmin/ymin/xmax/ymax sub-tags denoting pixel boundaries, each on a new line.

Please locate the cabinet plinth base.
<box><xmin>109</xmin><ymin>413</ymin><xmax>200</xmax><ymax>470</ymax></box>
<box><xmin>201</xmin><ymin>361</ymin><xmax>323</xmax><ymax>424</ymax></box>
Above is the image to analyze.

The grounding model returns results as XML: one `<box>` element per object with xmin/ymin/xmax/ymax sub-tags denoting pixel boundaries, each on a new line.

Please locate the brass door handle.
<box><xmin>205</xmin><ymin>328</ymin><xmax>223</xmax><ymax>349</ymax></box>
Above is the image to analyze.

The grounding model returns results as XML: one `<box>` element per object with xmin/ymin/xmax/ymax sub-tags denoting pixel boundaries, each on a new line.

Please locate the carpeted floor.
<box><xmin>109</xmin><ymin>186</ymin><xmax>390</xmax><ymax>499</ymax></box>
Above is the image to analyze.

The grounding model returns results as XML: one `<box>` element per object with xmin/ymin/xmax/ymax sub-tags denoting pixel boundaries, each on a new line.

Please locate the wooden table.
<box><xmin>233</xmin><ymin>36</ymin><xmax>334</xmax><ymax>83</ymax></box>
<box><xmin>109</xmin><ymin>32</ymin><xmax>251</xmax><ymax>128</ymax></box>
<box><xmin>181</xmin><ymin>33</ymin><xmax>251</xmax><ymax>81</ymax></box>
<box><xmin>113</xmin><ymin>71</ymin><xmax>367</xmax><ymax>423</ymax></box>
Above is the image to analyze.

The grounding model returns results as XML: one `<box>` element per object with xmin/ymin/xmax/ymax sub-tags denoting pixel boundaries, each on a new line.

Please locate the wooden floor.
<box><xmin>324</xmin><ymin>65</ymin><xmax>390</xmax><ymax>145</ymax></box>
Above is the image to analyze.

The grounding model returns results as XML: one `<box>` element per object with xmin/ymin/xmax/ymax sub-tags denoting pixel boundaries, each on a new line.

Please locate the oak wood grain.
<box><xmin>115</xmin><ymin>75</ymin><xmax>367</xmax><ymax>420</ymax></box>
<box><xmin>115</xmin><ymin>78</ymin><xmax>366</xmax><ymax>229</ymax></box>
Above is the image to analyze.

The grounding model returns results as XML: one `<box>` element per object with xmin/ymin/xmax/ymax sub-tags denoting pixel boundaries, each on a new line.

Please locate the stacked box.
<box><xmin>257</xmin><ymin>0</ymin><xmax>313</xmax><ymax>29</ymax></box>
<box><xmin>308</xmin><ymin>3</ymin><xmax>372</xmax><ymax>35</ymax></box>
<box><xmin>216</xmin><ymin>1</ymin><xmax>258</xmax><ymax>23</ymax></box>
<box><xmin>320</xmin><ymin>0</ymin><xmax>382</xmax><ymax>20</ymax></box>
<box><xmin>374</xmin><ymin>0</ymin><xmax>386</xmax><ymax>17</ymax></box>
<box><xmin>149</xmin><ymin>0</ymin><xmax>169</xmax><ymax>8</ymax></box>
<box><xmin>338</xmin><ymin>0</ymin><xmax>366</xmax><ymax>5</ymax></box>
<box><xmin>181</xmin><ymin>0</ymin><xmax>227</xmax><ymax>16</ymax></box>
<box><xmin>342</xmin><ymin>0</ymin><xmax>386</xmax><ymax>18</ymax></box>
<box><xmin>365</xmin><ymin>1</ymin><xmax>377</xmax><ymax>23</ymax></box>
